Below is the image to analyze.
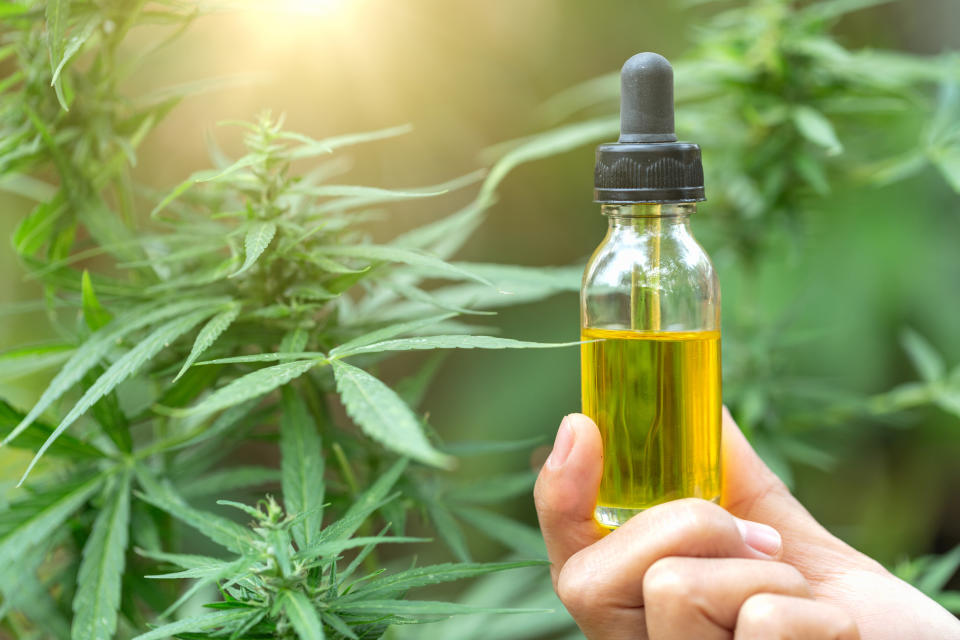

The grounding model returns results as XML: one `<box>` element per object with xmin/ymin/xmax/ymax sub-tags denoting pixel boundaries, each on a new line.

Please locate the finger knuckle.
<box><xmin>737</xmin><ymin>593</ymin><xmax>782</xmax><ymax>635</ymax></box>
<box><xmin>671</xmin><ymin>498</ymin><xmax>737</xmax><ymax>541</ymax></box>
<box><xmin>555</xmin><ymin>555</ymin><xmax>597</xmax><ymax>616</ymax></box>
<box><xmin>643</xmin><ymin>557</ymin><xmax>696</xmax><ymax>603</ymax></box>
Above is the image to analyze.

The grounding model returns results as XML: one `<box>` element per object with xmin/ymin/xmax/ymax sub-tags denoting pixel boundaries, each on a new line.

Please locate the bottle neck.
<box><xmin>602</xmin><ymin>202</ymin><xmax>695</xmax><ymax>222</ymax></box>
<box><xmin>602</xmin><ymin>203</ymin><xmax>694</xmax><ymax>237</ymax></box>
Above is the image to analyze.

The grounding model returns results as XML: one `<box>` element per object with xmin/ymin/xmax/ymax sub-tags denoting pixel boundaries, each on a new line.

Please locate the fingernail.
<box><xmin>546</xmin><ymin>416</ymin><xmax>575</xmax><ymax>470</ymax></box>
<box><xmin>735</xmin><ymin>517</ymin><xmax>782</xmax><ymax>556</ymax></box>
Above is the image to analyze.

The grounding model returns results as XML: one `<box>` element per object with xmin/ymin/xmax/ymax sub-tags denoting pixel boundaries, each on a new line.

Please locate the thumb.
<box><xmin>534</xmin><ymin>413</ymin><xmax>607</xmax><ymax>586</ymax></box>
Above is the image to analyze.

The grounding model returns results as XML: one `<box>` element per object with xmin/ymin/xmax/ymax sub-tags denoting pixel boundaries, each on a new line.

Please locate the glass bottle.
<box><xmin>582</xmin><ymin>53</ymin><xmax>721</xmax><ymax>528</ymax></box>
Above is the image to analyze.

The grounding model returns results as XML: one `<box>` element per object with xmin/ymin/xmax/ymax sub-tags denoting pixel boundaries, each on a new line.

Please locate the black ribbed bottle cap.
<box><xmin>594</xmin><ymin>52</ymin><xmax>705</xmax><ymax>204</ymax></box>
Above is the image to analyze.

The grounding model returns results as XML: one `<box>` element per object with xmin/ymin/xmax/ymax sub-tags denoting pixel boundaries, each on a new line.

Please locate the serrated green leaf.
<box><xmin>231</xmin><ymin>222</ymin><xmax>276</xmax><ymax>277</ymax></box>
<box><xmin>81</xmin><ymin>270</ymin><xmax>113</xmax><ymax>330</ymax></box>
<box><xmin>72</xmin><ymin>472</ymin><xmax>131</xmax><ymax>640</ymax></box>
<box><xmin>320</xmin><ymin>612</ymin><xmax>359</xmax><ymax>640</ymax></box>
<box><xmin>281</xmin><ymin>590</ymin><xmax>325</xmax><ymax>640</ymax></box>
<box><xmin>83</xmin><ymin>365</ymin><xmax>131</xmax><ymax>453</ymax></box>
<box><xmin>319</xmin><ymin>458</ymin><xmax>407</xmax><ymax>543</ymax></box>
<box><xmin>346</xmin><ymin>561</ymin><xmax>545</xmax><ymax>601</ymax></box>
<box><xmin>0</xmin><ymin>474</ymin><xmax>102</xmax><ymax>568</ymax></box>
<box><xmin>334</xmin><ymin>334</ymin><xmax>580</xmax><ymax>359</ymax></box>
<box><xmin>901</xmin><ymin>328</ymin><xmax>945</xmax><ymax>383</ymax></box>
<box><xmin>316</xmin><ymin>245</ymin><xmax>491</xmax><ymax>286</ymax></box>
<box><xmin>281</xmin><ymin>386</ymin><xmax>325</xmax><ymax>550</ymax></box>
<box><xmin>19</xmin><ymin>308</ymin><xmax>215</xmax><ymax>485</ymax></box>
<box><xmin>174</xmin><ymin>304</ymin><xmax>241</xmax><ymax>381</ymax></box>
<box><xmin>332</xmin><ymin>313</ymin><xmax>457</xmax><ymax>357</ymax></box>
<box><xmin>2</xmin><ymin>297</ymin><xmax>228</xmax><ymax>449</ymax></box>
<box><xmin>332</xmin><ymin>360</ymin><xmax>452</xmax><ymax>468</ymax></box>
<box><xmin>453</xmin><ymin>506</ymin><xmax>546</xmax><ymax>559</ymax></box>
<box><xmin>0</xmin><ymin>399</ymin><xmax>103</xmax><ymax>459</ymax></box>
<box><xmin>792</xmin><ymin>106</ymin><xmax>843</xmax><ymax>155</ymax></box>
<box><xmin>180</xmin><ymin>360</ymin><xmax>317</xmax><ymax>418</ymax></box>
<box><xmin>195</xmin><ymin>352</ymin><xmax>326</xmax><ymax>366</ymax></box>
<box><xmin>132</xmin><ymin>608</ymin><xmax>253</xmax><ymax>640</ymax></box>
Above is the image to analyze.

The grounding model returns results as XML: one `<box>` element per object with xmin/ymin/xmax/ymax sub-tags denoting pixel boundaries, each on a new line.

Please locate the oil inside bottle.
<box><xmin>580</xmin><ymin>327</ymin><xmax>722</xmax><ymax>527</ymax></box>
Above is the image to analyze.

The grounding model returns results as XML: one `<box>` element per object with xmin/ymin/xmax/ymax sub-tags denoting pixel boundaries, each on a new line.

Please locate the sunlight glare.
<box><xmin>279</xmin><ymin>0</ymin><xmax>351</xmax><ymax>17</ymax></box>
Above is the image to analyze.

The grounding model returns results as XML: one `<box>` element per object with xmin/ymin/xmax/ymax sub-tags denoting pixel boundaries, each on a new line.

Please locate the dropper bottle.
<box><xmin>581</xmin><ymin>52</ymin><xmax>721</xmax><ymax>528</ymax></box>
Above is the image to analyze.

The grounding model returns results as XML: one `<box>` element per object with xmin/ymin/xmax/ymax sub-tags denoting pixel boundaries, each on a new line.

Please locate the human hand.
<box><xmin>534</xmin><ymin>410</ymin><xmax>960</xmax><ymax>639</ymax></box>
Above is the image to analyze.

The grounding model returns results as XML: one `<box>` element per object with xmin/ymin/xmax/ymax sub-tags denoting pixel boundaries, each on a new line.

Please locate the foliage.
<box><xmin>0</xmin><ymin>1</ymin><xmax>572</xmax><ymax>637</ymax></box>
<box><xmin>1</xmin><ymin>0</ymin><xmax>959</xmax><ymax>638</ymax></box>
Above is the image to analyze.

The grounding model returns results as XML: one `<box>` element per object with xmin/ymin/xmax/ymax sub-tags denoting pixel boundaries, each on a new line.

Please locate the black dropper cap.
<box><xmin>594</xmin><ymin>52</ymin><xmax>705</xmax><ymax>204</ymax></box>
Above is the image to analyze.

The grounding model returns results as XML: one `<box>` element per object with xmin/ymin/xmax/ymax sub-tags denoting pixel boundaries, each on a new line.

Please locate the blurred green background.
<box><xmin>2</xmin><ymin>0</ymin><xmax>959</xmax><ymax>576</ymax></box>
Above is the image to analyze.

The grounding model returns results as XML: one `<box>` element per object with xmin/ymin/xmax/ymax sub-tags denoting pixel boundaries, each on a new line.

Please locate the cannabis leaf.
<box><xmin>280</xmin><ymin>386</ymin><xmax>325</xmax><ymax>549</ymax></box>
<box><xmin>72</xmin><ymin>472</ymin><xmax>131</xmax><ymax>640</ymax></box>
<box><xmin>281</xmin><ymin>590</ymin><xmax>326</xmax><ymax>640</ymax></box>
<box><xmin>332</xmin><ymin>360</ymin><xmax>452</xmax><ymax>468</ymax></box>
<box><xmin>19</xmin><ymin>307</ymin><xmax>217</xmax><ymax>484</ymax></box>
<box><xmin>0</xmin><ymin>474</ymin><xmax>104</xmax><ymax>567</ymax></box>
<box><xmin>174</xmin><ymin>303</ymin><xmax>241</xmax><ymax>381</ymax></box>
<box><xmin>232</xmin><ymin>221</ymin><xmax>277</xmax><ymax>277</ymax></box>
<box><xmin>181</xmin><ymin>360</ymin><xmax>318</xmax><ymax>418</ymax></box>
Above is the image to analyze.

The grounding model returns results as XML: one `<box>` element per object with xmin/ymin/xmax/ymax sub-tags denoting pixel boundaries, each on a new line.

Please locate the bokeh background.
<box><xmin>2</xmin><ymin>0</ymin><xmax>959</xmax><ymax>624</ymax></box>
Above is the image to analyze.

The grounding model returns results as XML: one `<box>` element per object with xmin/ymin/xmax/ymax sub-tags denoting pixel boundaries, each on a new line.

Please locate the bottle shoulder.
<box><xmin>583</xmin><ymin>228</ymin><xmax>718</xmax><ymax>294</ymax></box>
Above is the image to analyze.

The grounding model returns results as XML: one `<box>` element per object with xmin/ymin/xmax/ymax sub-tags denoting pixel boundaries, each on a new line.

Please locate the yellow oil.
<box><xmin>581</xmin><ymin>327</ymin><xmax>722</xmax><ymax>526</ymax></box>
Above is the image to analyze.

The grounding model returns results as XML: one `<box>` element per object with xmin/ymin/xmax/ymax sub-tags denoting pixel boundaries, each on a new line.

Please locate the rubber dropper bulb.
<box><xmin>618</xmin><ymin>52</ymin><xmax>678</xmax><ymax>143</ymax></box>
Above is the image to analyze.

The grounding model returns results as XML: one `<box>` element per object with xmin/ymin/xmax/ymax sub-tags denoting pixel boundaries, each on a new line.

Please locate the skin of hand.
<box><xmin>533</xmin><ymin>410</ymin><xmax>960</xmax><ymax>640</ymax></box>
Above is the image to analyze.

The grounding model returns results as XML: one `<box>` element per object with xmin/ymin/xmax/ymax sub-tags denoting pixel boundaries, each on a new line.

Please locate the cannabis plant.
<box><xmin>0</xmin><ymin>2</ymin><xmax>579</xmax><ymax>638</ymax></box>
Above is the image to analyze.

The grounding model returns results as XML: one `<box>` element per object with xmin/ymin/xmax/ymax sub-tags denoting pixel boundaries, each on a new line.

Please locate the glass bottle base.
<box><xmin>595</xmin><ymin>496</ymin><xmax>721</xmax><ymax>529</ymax></box>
